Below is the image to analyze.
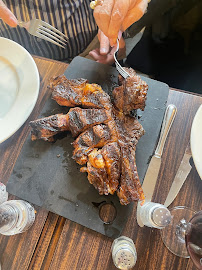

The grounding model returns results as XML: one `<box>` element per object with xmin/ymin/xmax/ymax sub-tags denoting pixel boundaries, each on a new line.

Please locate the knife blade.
<box><xmin>164</xmin><ymin>142</ymin><xmax>192</xmax><ymax>207</ymax></box>
<box><xmin>137</xmin><ymin>104</ymin><xmax>177</xmax><ymax>227</ymax></box>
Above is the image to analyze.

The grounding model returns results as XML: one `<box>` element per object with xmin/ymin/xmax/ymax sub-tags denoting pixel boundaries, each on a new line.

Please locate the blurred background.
<box><xmin>124</xmin><ymin>0</ymin><xmax>202</xmax><ymax>94</ymax></box>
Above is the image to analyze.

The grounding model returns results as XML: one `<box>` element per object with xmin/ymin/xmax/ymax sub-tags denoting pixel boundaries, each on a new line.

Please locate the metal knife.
<box><xmin>137</xmin><ymin>104</ymin><xmax>177</xmax><ymax>227</ymax></box>
<box><xmin>164</xmin><ymin>142</ymin><xmax>192</xmax><ymax>207</ymax></box>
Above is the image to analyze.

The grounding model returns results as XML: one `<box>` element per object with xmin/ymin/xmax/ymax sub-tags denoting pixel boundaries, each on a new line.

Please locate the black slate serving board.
<box><xmin>7</xmin><ymin>56</ymin><xmax>169</xmax><ymax>238</ymax></box>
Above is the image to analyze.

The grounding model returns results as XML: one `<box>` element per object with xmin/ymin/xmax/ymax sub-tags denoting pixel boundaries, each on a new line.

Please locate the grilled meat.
<box><xmin>68</xmin><ymin>107</ymin><xmax>111</xmax><ymax>137</ymax></box>
<box><xmin>30</xmin><ymin>114</ymin><xmax>68</xmax><ymax>142</ymax></box>
<box><xmin>117</xmin><ymin>144</ymin><xmax>145</xmax><ymax>205</ymax></box>
<box><xmin>50</xmin><ymin>76</ymin><xmax>112</xmax><ymax>110</ymax></box>
<box><xmin>113</xmin><ymin>108</ymin><xmax>144</xmax><ymax>148</ymax></box>
<box><xmin>72</xmin><ymin>123</ymin><xmax>116</xmax><ymax>165</ymax></box>
<box><xmin>30</xmin><ymin>68</ymin><xmax>148</xmax><ymax>205</ymax></box>
<box><xmin>101</xmin><ymin>142</ymin><xmax>121</xmax><ymax>194</ymax></box>
<box><xmin>30</xmin><ymin>107</ymin><xmax>111</xmax><ymax>141</ymax></box>
<box><xmin>112</xmin><ymin>67</ymin><xmax>148</xmax><ymax>114</ymax></box>
<box><xmin>80</xmin><ymin>143</ymin><xmax>121</xmax><ymax>195</ymax></box>
<box><xmin>50</xmin><ymin>76</ymin><xmax>87</xmax><ymax>107</ymax></box>
<box><xmin>80</xmin><ymin>149</ymin><xmax>109</xmax><ymax>195</ymax></box>
<box><xmin>112</xmin><ymin>109</ymin><xmax>145</xmax><ymax>204</ymax></box>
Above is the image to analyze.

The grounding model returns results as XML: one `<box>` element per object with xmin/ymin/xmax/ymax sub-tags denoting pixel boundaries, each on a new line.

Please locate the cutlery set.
<box><xmin>136</xmin><ymin>103</ymin><xmax>194</xmax><ymax>228</ymax></box>
<box><xmin>137</xmin><ymin>104</ymin><xmax>177</xmax><ymax>227</ymax></box>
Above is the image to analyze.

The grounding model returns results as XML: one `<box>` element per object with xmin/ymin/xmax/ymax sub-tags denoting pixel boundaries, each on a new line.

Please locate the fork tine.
<box><xmin>37</xmin><ymin>28</ymin><xmax>66</xmax><ymax>46</ymax></box>
<box><xmin>40</xmin><ymin>21</ymin><xmax>68</xmax><ymax>40</ymax></box>
<box><xmin>115</xmin><ymin>59</ymin><xmax>128</xmax><ymax>78</ymax></box>
<box><xmin>114</xmin><ymin>38</ymin><xmax>130</xmax><ymax>79</ymax></box>
<box><xmin>39</xmin><ymin>25</ymin><xmax>67</xmax><ymax>43</ymax></box>
<box><xmin>117</xmin><ymin>67</ymin><xmax>126</xmax><ymax>78</ymax></box>
<box><xmin>36</xmin><ymin>32</ymin><xmax>66</xmax><ymax>48</ymax></box>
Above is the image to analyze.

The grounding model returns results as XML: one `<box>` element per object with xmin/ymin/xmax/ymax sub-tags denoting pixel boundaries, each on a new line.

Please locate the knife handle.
<box><xmin>155</xmin><ymin>104</ymin><xmax>177</xmax><ymax>157</ymax></box>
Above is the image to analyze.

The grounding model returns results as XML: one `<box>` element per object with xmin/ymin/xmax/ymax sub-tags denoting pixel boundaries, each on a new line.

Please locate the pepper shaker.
<box><xmin>139</xmin><ymin>202</ymin><xmax>172</xmax><ymax>229</ymax></box>
<box><xmin>0</xmin><ymin>183</ymin><xmax>8</xmax><ymax>205</ymax></box>
<box><xmin>0</xmin><ymin>200</ymin><xmax>35</xmax><ymax>235</ymax></box>
<box><xmin>111</xmin><ymin>236</ymin><xmax>137</xmax><ymax>269</ymax></box>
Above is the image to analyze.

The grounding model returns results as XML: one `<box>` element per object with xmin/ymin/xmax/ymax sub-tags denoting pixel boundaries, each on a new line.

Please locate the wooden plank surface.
<box><xmin>0</xmin><ymin>56</ymin><xmax>68</xmax><ymax>270</ymax></box>
<box><xmin>0</xmin><ymin>56</ymin><xmax>201</xmax><ymax>270</ymax></box>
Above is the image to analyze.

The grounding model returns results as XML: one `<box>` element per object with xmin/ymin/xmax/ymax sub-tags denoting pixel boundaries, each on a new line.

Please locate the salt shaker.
<box><xmin>0</xmin><ymin>183</ymin><xmax>8</xmax><ymax>205</ymax></box>
<box><xmin>139</xmin><ymin>202</ymin><xmax>172</xmax><ymax>229</ymax></box>
<box><xmin>0</xmin><ymin>200</ymin><xmax>35</xmax><ymax>235</ymax></box>
<box><xmin>111</xmin><ymin>236</ymin><xmax>137</xmax><ymax>269</ymax></box>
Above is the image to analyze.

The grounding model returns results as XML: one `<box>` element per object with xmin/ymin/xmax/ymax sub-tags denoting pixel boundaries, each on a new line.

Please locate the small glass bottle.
<box><xmin>0</xmin><ymin>182</ymin><xmax>8</xmax><ymax>205</ymax></box>
<box><xmin>111</xmin><ymin>236</ymin><xmax>137</xmax><ymax>269</ymax></box>
<box><xmin>0</xmin><ymin>200</ymin><xmax>35</xmax><ymax>236</ymax></box>
<box><xmin>139</xmin><ymin>202</ymin><xmax>172</xmax><ymax>229</ymax></box>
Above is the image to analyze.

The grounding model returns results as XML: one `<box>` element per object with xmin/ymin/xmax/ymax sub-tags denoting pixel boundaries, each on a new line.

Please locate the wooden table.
<box><xmin>0</xmin><ymin>56</ymin><xmax>201</xmax><ymax>270</ymax></box>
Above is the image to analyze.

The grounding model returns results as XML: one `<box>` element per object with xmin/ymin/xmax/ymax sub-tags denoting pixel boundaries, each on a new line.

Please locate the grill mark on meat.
<box><xmin>69</xmin><ymin>109</ymin><xmax>83</xmax><ymax>132</ymax></box>
<box><xmin>101</xmin><ymin>142</ymin><xmax>121</xmax><ymax>195</ymax></box>
<box><xmin>81</xmin><ymin>91</ymin><xmax>112</xmax><ymax>110</ymax></box>
<box><xmin>50</xmin><ymin>76</ymin><xmax>88</xmax><ymax>107</ymax></box>
<box><xmin>50</xmin><ymin>77</ymin><xmax>112</xmax><ymax>110</ymax></box>
<box><xmin>29</xmin><ymin>108</ymin><xmax>111</xmax><ymax>141</ymax></box>
<box><xmin>113</xmin><ymin>108</ymin><xmax>144</xmax><ymax>149</ymax></box>
<box><xmin>68</xmin><ymin>108</ymin><xmax>109</xmax><ymax>137</ymax></box>
<box><xmin>30</xmin><ymin>114</ymin><xmax>69</xmax><ymax>142</ymax></box>
<box><xmin>72</xmin><ymin>124</ymin><xmax>114</xmax><ymax>165</ymax></box>
<box><xmin>52</xmin><ymin>84</ymin><xmax>82</xmax><ymax>107</ymax></box>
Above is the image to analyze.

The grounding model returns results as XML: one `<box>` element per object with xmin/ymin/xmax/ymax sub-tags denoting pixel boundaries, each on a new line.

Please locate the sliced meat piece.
<box><xmin>118</xmin><ymin>67</ymin><xmax>136</xmax><ymax>85</ymax></box>
<box><xmin>81</xmin><ymin>149</ymin><xmax>109</xmax><ymax>195</ymax></box>
<box><xmin>72</xmin><ymin>123</ymin><xmax>116</xmax><ymax>165</ymax></box>
<box><xmin>30</xmin><ymin>114</ymin><xmax>69</xmax><ymax>142</ymax></box>
<box><xmin>81</xmin><ymin>147</ymin><xmax>119</xmax><ymax>195</ymax></box>
<box><xmin>49</xmin><ymin>75</ymin><xmax>87</xmax><ymax>90</ymax></box>
<box><xmin>68</xmin><ymin>107</ymin><xmax>111</xmax><ymax>137</ymax></box>
<box><xmin>81</xmin><ymin>144</ymin><xmax>121</xmax><ymax>195</ymax></box>
<box><xmin>113</xmin><ymin>108</ymin><xmax>144</xmax><ymax>149</ymax></box>
<box><xmin>101</xmin><ymin>142</ymin><xmax>121</xmax><ymax>194</ymax></box>
<box><xmin>112</xmin><ymin>67</ymin><xmax>148</xmax><ymax>114</ymax></box>
<box><xmin>81</xmin><ymin>83</ymin><xmax>112</xmax><ymax>110</ymax></box>
<box><xmin>50</xmin><ymin>76</ymin><xmax>112</xmax><ymax>110</ymax></box>
<box><xmin>117</xmin><ymin>144</ymin><xmax>145</xmax><ymax>205</ymax></box>
<box><xmin>50</xmin><ymin>76</ymin><xmax>87</xmax><ymax>107</ymax></box>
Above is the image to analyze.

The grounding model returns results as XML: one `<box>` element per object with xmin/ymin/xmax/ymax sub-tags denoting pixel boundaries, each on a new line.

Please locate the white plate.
<box><xmin>190</xmin><ymin>104</ymin><xmax>202</xmax><ymax>179</ymax></box>
<box><xmin>0</xmin><ymin>37</ymin><xmax>39</xmax><ymax>143</ymax></box>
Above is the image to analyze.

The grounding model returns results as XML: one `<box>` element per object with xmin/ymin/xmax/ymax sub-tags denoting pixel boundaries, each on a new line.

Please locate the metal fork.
<box><xmin>18</xmin><ymin>19</ymin><xmax>68</xmax><ymax>49</ymax></box>
<box><xmin>114</xmin><ymin>38</ymin><xmax>130</xmax><ymax>78</ymax></box>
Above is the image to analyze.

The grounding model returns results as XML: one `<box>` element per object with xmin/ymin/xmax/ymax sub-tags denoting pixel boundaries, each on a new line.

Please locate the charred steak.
<box><xmin>29</xmin><ymin>70</ymin><xmax>148</xmax><ymax>205</ymax></box>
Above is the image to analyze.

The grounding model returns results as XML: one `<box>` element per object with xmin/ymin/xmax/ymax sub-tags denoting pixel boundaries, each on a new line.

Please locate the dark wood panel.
<box><xmin>0</xmin><ymin>57</ymin><xmax>68</xmax><ymax>270</ymax></box>
<box><xmin>48</xmin><ymin>89</ymin><xmax>202</xmax><ymax>270</ymax></box>
<box><xmin>28</xmin><ymin>214</ymin><xmax>66</xmax><ymax>270</ymax></box>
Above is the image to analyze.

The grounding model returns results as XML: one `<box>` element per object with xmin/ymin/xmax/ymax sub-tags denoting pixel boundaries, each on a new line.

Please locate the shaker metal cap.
<box><xmin>112</xmin><ymin>236</ymin><xmax>137</xmax><ymax>270</ymax></box>
<box><xmin>152</xmin><ymin>206</ymin><xmax>172</xmax><ymax>227</ymax></box>
<box><xmin>114</xmin><ymin>248</ymin><xmax>136</xmax><ymax>269</ymax></box>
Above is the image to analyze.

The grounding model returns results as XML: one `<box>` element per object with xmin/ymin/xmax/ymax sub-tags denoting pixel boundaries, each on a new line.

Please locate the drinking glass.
<box><xmin>160</xmin><ymin>207</ymin><xmax>202</xmax><ymax>269</ymax></box>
